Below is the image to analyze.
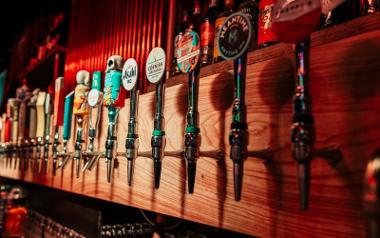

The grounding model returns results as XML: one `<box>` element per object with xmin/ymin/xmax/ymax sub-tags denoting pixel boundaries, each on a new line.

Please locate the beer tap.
<box><xmin>364</xmin><ymin>150</ymin><xmax>380</xmax><ymax>238</ymax></box>
<box><xmin>8</xmin><ymin>98</ymin><xmax>20</xmax><ymax>168</ymax></box>
<box><xmin>15</xmin><ymin>79</ymin><xmax>32</xmax><ymax>170</ymax></box>
<box><xmin>177</xmin><ymin>29</ymin><xmax>201</xmax><ymax>193</ymax></box>
<box><xmin>4</xmin><ymin>105</ymin><xmax>12</xmax><ymax>166</ymax></box>
<box><xmin>82</xmin><ymin>71</ymin><xmax>103</xmax><ymax>172</ymax></box>
<box><xmin>42</xmin><ymin>88</ymin><xmax>53</xmax><ymax>174</ymax></box>
<box><xmin>27</xmin><ymin>88</ymin><xmax>40</xmax><ymax>171</ymax></box>
<box><xmin>122</xmin><ymin>58</ymin><xmax>140</xmax><ymax>186</ymax></box>
<box><xmin>73</xmin><ymin>70</ymin><xmax>90</xmax><ymax>178</ymax></box>
<box><xmin>52</xmin><ymin>77</ymin><xmax>65</xmax><ymax>176</ymax></box>
<box><xmin>35</xmin><ymin>91</ymin><xmax>46</xmax><ymax>173</ymax></box>
<box><xmin>57</xmin><ymin>91</ymin><xmax>74</xmax><ymax>169</ymax></box>
<box><xmin>271</xmin><ymin>0</ymin><xmax>328</xmax><ymax>209</ymax></box>
<box><xmin>103</xmin><ymin>55</ymin><xmax>125</xmax><ymax>182</ymax></box>
<box><xmin>145</xmin><ymin>48</ymin><xmax>167</xmax><ymax>189</ymax></box>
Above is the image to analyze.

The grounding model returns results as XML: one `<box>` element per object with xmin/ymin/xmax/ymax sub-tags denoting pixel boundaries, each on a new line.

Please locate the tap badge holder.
<box><xmin>123</xmin><ymin>58</ymin><xmax>140</xmax><ymax>186</ymax></box>
<box><xmin>217</xmin><ymin>12</ymin><xmax>252</xmax><ymax>201</ymax></box>
<box><xmin>82</xmin><ymin>71</ymin><xmax>103</xmax><ymax>172</ymax></box>
<box><xmin>104</xmin><ymin>55</ymin><xmax>125</xmax><ymax>182</ymax></box>
<box><xmin>272</xmin><ymin>0</ymin><xmax>321</xmax><ymax>210</ymax></box>
<box><xmin>146</xmin><ymin>48</ymin><xmax>166</xmax><ymax>189</ymax></box>
<box><xmin>73</xmin><ymin>70</ymin><xmax>90</xmax><ymax>178</ymax></box>
<box><xmin>177</xmin><ymin>30</ymin><xmax>201</xmax><ymax>193</ymax></box>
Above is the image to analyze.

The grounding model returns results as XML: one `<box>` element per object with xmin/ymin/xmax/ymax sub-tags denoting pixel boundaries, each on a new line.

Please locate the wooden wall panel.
<box><xmin>1</xmin><ymin>21</ymin><xmax>380</xmax><ymax>238</ymax></box>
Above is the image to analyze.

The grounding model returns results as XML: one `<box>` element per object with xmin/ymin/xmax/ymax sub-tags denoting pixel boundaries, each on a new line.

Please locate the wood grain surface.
<box><xmin>1</xmin><ymin>16</ymin><xmax>380</xmax><ymax>237</ymax></box>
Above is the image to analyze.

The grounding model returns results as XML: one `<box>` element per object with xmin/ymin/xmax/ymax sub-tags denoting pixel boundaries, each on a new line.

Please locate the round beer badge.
<box><xmin>122</xmin><ymin>58</ymin><xmax>138</xmax><ymax>91</ymax></box>
<box><xmin>272</xmin><ymin>0</ymin><xmax>321</xmax><ymax>43</ymax></box>
<box><xmin>88</xmin><ymin>89</ymin><xmax>102</xmax><ymax>107</ymax></box>
<box><xmin>176</xmin><ymin>30</ymin><xmax>201</xmax><ymax>73</ymax></box>
<box><xmin>217</xmin><ymin>12</ymin><xmax>252</xmax><ymax>61</ymax></box>
<box><xmin>146</xmin><ymin>47</ymin><xmax>166</xmax><ymax>84</ymax></box>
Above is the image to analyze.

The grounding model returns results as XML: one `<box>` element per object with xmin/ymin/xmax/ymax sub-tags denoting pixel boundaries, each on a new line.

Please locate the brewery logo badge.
<box><xmin>177</xmin><ymin>30</ymin><xmax>201</xmax><ymax>73</ymax></box>
<box><xmin>88</xmin><ymin>89</ymin><xmax>102</xmax><ymax>107</ymax></box>
<box><xmin>146</xmin><ymin>47</ymin><xmax>166</xmax><ymax>84</ymax></box>
<box><xmin>217</xmin><ymin>12</ymin><xmax>252</xmax><ymax>61</ymax></box>
<box><xmin>272</xmin><ymin>0</ymin><xmax>321</xmax><ymax>43</ymax></box>
<box><xmin>122</xmin><ymin>58</ymin><xmax>139</xmax><ymax>91</ymax></box>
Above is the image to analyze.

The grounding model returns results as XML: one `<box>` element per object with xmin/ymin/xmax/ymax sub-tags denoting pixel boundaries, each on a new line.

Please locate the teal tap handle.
<box><xmin>92</xmin><ymin>71</ymin><xmax>102</xmax><ymax>91</ymax></box>
<box><xmin>63</xmin><ymin>91</ymin><xmax>74</xmax><ymax>141</ymax></box>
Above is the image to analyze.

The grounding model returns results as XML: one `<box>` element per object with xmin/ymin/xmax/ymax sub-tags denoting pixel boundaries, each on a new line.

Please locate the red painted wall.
<box><xmin>64</xmin><ymin>0</ymin><xmax>166</xmax><ymax>94</ymax></box>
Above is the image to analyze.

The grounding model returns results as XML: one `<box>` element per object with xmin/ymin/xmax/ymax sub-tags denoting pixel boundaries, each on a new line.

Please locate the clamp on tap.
<box><xmin>103</xmin><ymin>55</ymin><xmax>125</xmax><ymax>182</ymax></box>
<box><xmin>72</xmin><ymin>70</ymin><xmax>90</xmax><ymax>178</ymax></box>
<box><xmin>81</xmin><ymin>71</ymin><xmax>103</xmax><ymax>172</ymax></box>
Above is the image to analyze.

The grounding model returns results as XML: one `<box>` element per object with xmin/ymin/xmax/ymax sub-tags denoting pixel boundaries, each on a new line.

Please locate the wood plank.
<box><xmin>1</xmin><ymin>24</ymin><xmax>380</xmax><ymax>237</ymax></box>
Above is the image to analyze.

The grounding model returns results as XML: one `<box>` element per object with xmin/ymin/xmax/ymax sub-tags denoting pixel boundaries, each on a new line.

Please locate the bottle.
<box><xmin>238</xmin><ymin>0</ymin><xmax>260</xmax><ymax>50</ymax></box>
<box><xmin>5</xmin><ymin>187</ymin><xmax>28</xmax><ymax>238</ymax></box>
<box><xmin>258</xmin><ymin>0</ymin><xmax>279</xmax><ymax>48</ymax></box>
<box><xmin>172</xmin><ymin>10</ymin><xmax>189</xmax><ymax>76</ymax></box>
<box><xmin>192</xmin><ymin>0</ymin><xmax>203</xmax><ymax>33</ymax></box>
<box><xmin>0</xmin><ymin>185</ymin><xmax>10</xmax><ymax>235</ymax></box>
<box><xmin>213</xmin><ymin>0</ymin><xmax>235</xmax><ymax>63</ymax></box>
<box><xmin>321</xmin><ymin>0</ymin><xmax>361</xmax><ymax>28</ymax></box>
<box><xmin>360</xmin><ymin>0</ymin><xmax>379</xmax><ymax>14</ymax></box>
<box><xmin>201</xmin><ymin>2</ymin><xmax>217</xmax><ymax>65</ymax></box>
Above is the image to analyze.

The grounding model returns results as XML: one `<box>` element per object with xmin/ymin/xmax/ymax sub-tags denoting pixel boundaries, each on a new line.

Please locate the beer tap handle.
<box><xmin>52</xmin><ymin>77</ymin><xmax>64</xmax><ymax>175</ymax></box>
<box><xmin>58</xmin><ymin>91</ymin><xmax>74</xmax><ymax>169</ymax></box>
<box><xmin>73</xmin><ymin>70</ymin><xmax>90</xmax><ymax>178</ymax></box>
<box><xmin>177</xmin><ymin>30</ymin><xmax>201</xmax><ymax>193</ymax></box>
<box><xmin>103</xmin><ymin>55</ymin><xmax>125</xmax><ymax>182</ymax></box>
<box><xmin>43</xmin><ymin>89</ymin><xmax>53</xmax><ymax>173</ymax></box>
<box><xmin>82</xmin><ymin>71</ymin><xmax>103</xmax><ymax>171</ymax></box>
<box><xmin>291</xmin><ymin>39</ymin><xmax>314</xmax><ymax>210</ymax></box>
<box><xmin>28</xmin><ymin>88</ymin><xmax>40</xmax><ymax>171</ymax></box>
<box><xmin>123</xmin><ymin>58</ymin><xmax>140</xmax><ymax>186</ymax></box>
<box><xmin>36</xmin><ymin>91</ymin><xmax>47</xmax><ymax>172</ymax></box>
<box><xmin>146</xmin><ymin>48</ymin><xmax>166</xmax><ymax>189</ymax></box>
<box><xmin>364</xmin><ymin>149</ymin><xmax>380</xmax><ymax>238</ymax></box>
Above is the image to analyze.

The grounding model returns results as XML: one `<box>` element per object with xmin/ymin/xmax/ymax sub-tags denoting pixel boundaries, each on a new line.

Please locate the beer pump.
<box><xmin>35</xmin><ymin>91</ymin><xmax>46</xmax><ymax>173</ymax></box>
<box><xmin>217</xmin><ymin>12</ymin><xmax>252</xmax><ymax>201</ymax></box>
<box><xmin>103</xmin><ymin>55</ymin><xmax>125</xmax><ymax>182</ymax></box>
<box><xmin>57</xmin><ymin>91</ymin><xmax>74</xmax><ymax>169</ymax></box>
<box><xmin>122</xmin><ymin>58</ymin><xmax>140</xmax><ymax>186</ymax></box>
<box><xmin>4</xmin><ymin>104</ymin><xmax>12</xmax><ymax>165</ymax></box>
<box><xmin>8</xmin><ymin>98</ymin><xmax>20</xmax><ymax>168</ymax></box>
<box><xmin>73</xmin><ymin>70</ymin><xmax>90</xmax><ymax>178</ymax></box>
<box><xmin>364</xmin><ymin>150</ymin><xmax>380</xmax><ymax>238</ymax></box>
<box><xmin>146</xmin><ymin>48</ymin><xmax>166</xmax><ymax>189</ymax></box>
<box><xmin>42</xmin><ymin>88</ymin><xmax>53</xmax><ymax>173</ymax></box>
<box><xmin>82</xmin><ymin>71</ymin><xmax>103</xmax><ymax>172</ymax></box>
<box><xmin>177</xmin><ymin>29</ymin><xmax>201</xmax><ymax>193</ymax></box>
<box><xmin>52</xmin><ymin>77</ymin><xmax>65</xmax><ymax>176</ymax></box>
<box><xmin>272</xmin><ymin>0</ymin><xmax>340</xmax><ymax>209</ymax></box>
<box><xmin>27</xmin><ymin>88</ymin><xmax>40</xmax><ymax>170</ymax></box>
<box><xmin>15</xmin><ymin>79</ymin><xmax>32</xmax><ymax>170</ymax></box>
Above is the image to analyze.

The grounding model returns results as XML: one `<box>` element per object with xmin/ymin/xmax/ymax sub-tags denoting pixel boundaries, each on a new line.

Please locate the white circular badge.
<box><xmin>145</xmin><ymin>47</ymin><xmax>166</xmax><ymax>84</ymax></box>
<box><xmin>122</xmin><ymin>58</ymin><xmax>139</xmax><ymax>91</ymax></box>
<box><xmin>88</xmin><ymin>89</ymin><xmax>102</xmax><ymax>107</ymax></box>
